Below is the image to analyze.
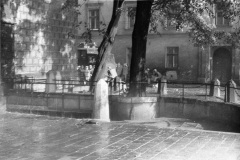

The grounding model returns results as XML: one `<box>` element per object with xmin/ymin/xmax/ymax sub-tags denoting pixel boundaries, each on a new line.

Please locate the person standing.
<box><xmin>84</xmin><ymin>66</ymin><xmax>91</xmax><ymax>81</ymax></box>
<box><xmin>152</xmin><ymin>69</ymin><xmax>162</xmax><ymax>82</ymax></box>
<box><xmin>78</xmin><ymin>66</ymin><xmax>85</xmax><ymax>82</ymax></box>
<box><xmin>116</xmin><ymin>63</ymin><xmax>123</xmax><ymax>78</ymax></box>
<box><xmin>145</xmin><ymin>68</ymin><xmax>151</xmax><ymax>85</ymax></box>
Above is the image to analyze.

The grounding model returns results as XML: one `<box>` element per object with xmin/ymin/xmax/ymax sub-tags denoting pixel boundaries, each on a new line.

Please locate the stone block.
<box><xmin>159</xmin><ymin>78</ymin><xmax>167</xmax><ymax>96</ymax></box>
<box><xmin>229</xmin><ymin>80</ymin><xmax>237</xmax><ymax>103</ymax></box>
<box><xmin>46</xmin><ymin>70</ymin><xmax>57</xmax><ymax>93</ymax></box>
<box><xmin>166</xmin><ymin>71</ymin><xmax>177</xmax><ymax>80</ymax></box>
<box><xmin>93</xmin><ymin>79</ymin><xmax>110</xmax><ymax>122</ymax></box>
<box><xmin>213</xmin><ymin>79</ymin><xmax>220</xmax><ymax>97</ymax></box>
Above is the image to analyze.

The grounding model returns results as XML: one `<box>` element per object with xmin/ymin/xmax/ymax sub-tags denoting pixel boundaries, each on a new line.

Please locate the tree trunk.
<box><xmin>90</xmin><ymin>0</ymin><xmax>124</xmax><ymax>90</ymax></box>
<box><xmin>128</xmin><ymin>0</ymin><xmax>153</xmax><ymax>96</ymax></box>
<box><xmin>0</xmin><ymin>4</ymin><xmax>2</xmax><ymax>95</ymax></box>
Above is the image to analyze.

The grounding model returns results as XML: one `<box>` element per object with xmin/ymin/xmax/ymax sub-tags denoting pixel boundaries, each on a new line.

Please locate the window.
<box><xmin>166</xmin><ymin>47</ymin><xmax>179</xmax><ymax>68</ymax></box>
<box><xmin>89</xmin><ymin>9</ymin><xmax>99</xmax><ymax>30</ymax></box>
<box><xmin>125</xmin><ymin>7</ymin><xmax>136</xmax><ymax>29</ymax></box>
<box><xmin>128</xmin><ymin>7</ymin><xmax>136</xmax><ymax>28</ymax></box>
<box><xmin>166</xmin><ymin>4</ymin><xmax>180</xmax><ymax>28</ymax></box>
<box><xmin>215</xmin><ymin>5</ymin><xmax>230</xmax><ymax>26</ymax></box>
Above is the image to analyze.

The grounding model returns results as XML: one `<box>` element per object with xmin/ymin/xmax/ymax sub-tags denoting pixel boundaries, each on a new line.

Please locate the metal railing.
<box><xmin>2</xmin><ymin>77</ymin><xmax>240</xmax><ymax>103</ymax></box>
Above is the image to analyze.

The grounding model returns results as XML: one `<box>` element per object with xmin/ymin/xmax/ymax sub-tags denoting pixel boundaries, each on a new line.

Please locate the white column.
<box><xmin>229</xmin><ymin>80</ymin><xmax>237</xmax><ymax>103</ymax></box>
<box><xmin>213</xmin><ymin>79</ymin><xmax>220</xmax><ymax>97</ymax></box>
<box><xmin>93</xmin><ymin>79</ymin><xmax>110</xmax><ymax>122</ymax></box>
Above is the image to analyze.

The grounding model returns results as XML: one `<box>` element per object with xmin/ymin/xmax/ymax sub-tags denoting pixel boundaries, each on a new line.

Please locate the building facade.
<box><xmin>2</xmin><ymin>0</ymin><xmax>240</xmax><ymax>84</ymax></box>
<box><xmin>2</xmin><ymin>0</ymin><xmax>80</xmax><ymax>80</ymax></box>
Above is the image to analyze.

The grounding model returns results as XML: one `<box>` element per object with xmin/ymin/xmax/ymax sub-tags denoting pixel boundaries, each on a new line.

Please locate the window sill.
<box><xmin>215</xmin><ymin>25</ymin><xmax>231</xmax><ymax>28</ymax></box>
<box><xmin>165</xmin><ymin>68</ymin><xmax>179</xmax><ymax>70</ymax></box>
<box><xmin>90</xmin><ymin>29</ymin><xmax>100</xmax><ymax>31</ymax></box>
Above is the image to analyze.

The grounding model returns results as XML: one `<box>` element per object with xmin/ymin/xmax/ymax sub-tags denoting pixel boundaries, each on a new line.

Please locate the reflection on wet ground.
<box><xmin>0</xmin><ymin>112</ymin><xmax>240</xmax><ymax>160</ymax></box>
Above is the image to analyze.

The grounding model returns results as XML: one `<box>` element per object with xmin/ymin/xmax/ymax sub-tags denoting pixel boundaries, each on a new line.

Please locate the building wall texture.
<box><xmin>3</xmin><ymin>0</ymin><xmax>79</xmax><ymax>79</ymax></box>
<box><xmin>2</xmin><ymin>0</ymin><xmax>240</xmax><ymax>83</ymax></box>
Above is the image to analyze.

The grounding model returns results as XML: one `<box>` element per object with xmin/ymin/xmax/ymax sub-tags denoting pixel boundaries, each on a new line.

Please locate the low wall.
<box><xmin>5</xmin><ymin>92</ymin><xmax>240</xmax><ymax>124</ymax></box>
<box><xmin>110</xmin><ymin>96</ymin><xmax>159</xmax><ymax>120</ymax></box>
<box><xmin>6</xmin><ymin>92</ymin><xmax>93</xmax><ymax>118</ymax></box>
<box><xmin>110</xmin><ymin>96</ymin><xmax>240</xmax><ymax>124</ymax></box>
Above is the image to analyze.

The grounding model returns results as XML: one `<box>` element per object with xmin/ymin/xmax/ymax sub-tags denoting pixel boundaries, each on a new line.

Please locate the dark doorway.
<box><xmin>212</xmin><ymin>48</ymin><xmax>232</xmax><ymax>83</ymax></box>
<box><xmin>1</xmin><ymin>22</ymin><xmax>15</xmax><ymax>89</ymax></box>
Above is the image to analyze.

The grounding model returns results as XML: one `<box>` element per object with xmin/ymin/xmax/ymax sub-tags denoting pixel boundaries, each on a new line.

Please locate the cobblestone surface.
<box><xmin>0</xmin><ymin>113</ymin><xmax>240</xmax><ymax>160</ymax></box>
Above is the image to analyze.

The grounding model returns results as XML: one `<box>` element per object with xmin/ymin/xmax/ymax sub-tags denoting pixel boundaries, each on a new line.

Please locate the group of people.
<box><xmin>77</xmin><ymin>65</ymin><xmax>95</xmax><ymax>82</ymax></box>
<box><xmin>144</xmin><ymin>68</ymin><xmax>163</xmax><ymax>84</ymax></box>
<box><xmin>77</xmin><ymin>63</ymin><xmax>162</xmax><ymax>86</ymax></box>
<box><xmin>116</xmin><ymin>63</ymin><xmax>129</xmax><ymax>82</ymax></box>
<box><xmin>77</xmin><ymin>62</ymin><xmax>129</xmax><ymax>83</ymax></box>
<box><xmin>106</xmin><ymin>63</ymin><xmax>129</xmax><ymax>92</ymax></box>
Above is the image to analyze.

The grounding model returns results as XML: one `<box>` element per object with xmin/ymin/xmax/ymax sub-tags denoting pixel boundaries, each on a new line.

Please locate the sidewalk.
<box><xmin>0</xmin><ymin>113</ymin><xmax>239</xmax><ymax>160</ymax></box>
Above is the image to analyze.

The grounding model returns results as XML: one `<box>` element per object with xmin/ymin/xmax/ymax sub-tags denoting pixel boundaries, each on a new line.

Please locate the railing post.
<box><xmin>157</xmin><ymin>80</ymin><xmax>161</xmax><ymax>94</ymax></box>
<box><xmin>20</xmin><ymin>76</ymin><xmax>22</xmax><ymax>90</ymax></box>
<box><xmin>31</xmin><ymin>81</ymin><xmax>33</xmax><ymax>93</ymax></box>
<box><xmin>62</xmin><ymin>84</ymin><xmax>64</xmax><ymax>112</ymax></box>
<box><xmin>30</xmin><ymin>81</ymin><xmax>33</xmax><ymax>113</ymax></box>
<box><xmin>109</xmin><ymin>81</ymin><xmax>112</xmax><ymax>95</ymax></box>
<box><xmin>25</xmin><ymin>77</ymin><xmax>27</xmax><ymax>91</ymax></box>
<box><xmin>224</xmin><ymin>79</ymin><xmax>237</xmax><ymax>103</ymax></box>
<box><xmin>119</xmin><ymin>81</ymin><xmax>121</xmax><ymax>95</ymax></box>
<box><xmin>46</xmin><ymin>92</ymin><xmax>48</xmax><ymax>109</ymax></box>
<box><xmin>182</xmin><ymin>83</ymin><xmax>184</xmax><ymax>98</ymax></box>
<box><xmin>205</xmin><ymin>83</ymin><xmax>208</xmax><ymax>100</ymax></box>
<box><xmin>17</xmin><ymin>80</ymin><xmax>19</xmax><ymax>105</ymax></box>
<box><xmin>209</xmin><ymin>80</ymin><xmax>214</xmax><ymax>96</ymax></box>
<box><xmin>78</xmin><ymin>94</ymin><xmax>81</xmax><ymax>112</ymax></box>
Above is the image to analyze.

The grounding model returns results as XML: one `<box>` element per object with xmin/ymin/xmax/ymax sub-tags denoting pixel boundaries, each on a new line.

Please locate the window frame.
<box><xmin>166</xmin><ymin>47</ymin><xmax>179</xmax><ymax>69</ymax></box>
<box><xmin>215</xmin><ymin>4</ymin><xmax>230</xmax><ymax>27</ymax></box>
<box><xmin>166</xmin><ymin>4</ymin><xmax>181</xmax><ymax>28</ymax></box>
<box><xmin>124</xmin><ymin>2</ymin><xmax>136</xmax><ymax>30</ymax></box>
<box><xmin>127</xmin><ymin>7</ymin><xmax>136</xmax><ymax>29</ymax></box>
<box><xmin>88</xmin><ymin>9</ymin><xmax>100</xmax><ymax>30</ymax></box>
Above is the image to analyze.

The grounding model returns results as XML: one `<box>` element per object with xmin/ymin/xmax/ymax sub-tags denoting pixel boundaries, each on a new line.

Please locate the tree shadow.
<box><xmin>2</xmin><ymin>0</ymin><xmax>79</xmax><ymax>81</ymax></box>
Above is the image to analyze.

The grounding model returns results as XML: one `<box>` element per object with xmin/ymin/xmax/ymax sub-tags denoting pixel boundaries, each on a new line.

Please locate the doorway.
<box><xmin>212</xmin><ymin>47</ymin><xmax>232</xmax><ymax>83</ymax></box>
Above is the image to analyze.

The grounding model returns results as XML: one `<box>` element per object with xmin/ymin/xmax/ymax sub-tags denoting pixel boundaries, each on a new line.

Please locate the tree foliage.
<box><xmin>150</xmin><ymin>0</ymin><xmax>240</xmax><ymax>47</ymax></box>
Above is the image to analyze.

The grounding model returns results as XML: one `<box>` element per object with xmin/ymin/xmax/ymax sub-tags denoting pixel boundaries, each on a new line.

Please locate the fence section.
<box><xmin>2</xmin><ymin>77</ymin><xmax>240</xmax><ymax>103</ymax></box>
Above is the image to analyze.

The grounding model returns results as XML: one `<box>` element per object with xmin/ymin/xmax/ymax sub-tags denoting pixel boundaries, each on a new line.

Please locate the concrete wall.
<box><xmin>110</xmin><ymin>96</ymin><xmax>159</xmax><ymax>120</ymax></box>
<box><xmin>6</xmin><ymin>92</ymin><xmax>240</xmax><ymax>124</ymax></box>
<box><xmin>90</xmin><ymin>33</ymin><xmax>199</xmax><ymax>81</ymax></box>
<box><xmin>6</xmin><ymin>92</ymin><xmax>93</xmax><ymax>118</ymax></box>
<box><xmin>110</xmin><ymin>96</ymin><xmax>240</xmax><ymax>125</ymax></box>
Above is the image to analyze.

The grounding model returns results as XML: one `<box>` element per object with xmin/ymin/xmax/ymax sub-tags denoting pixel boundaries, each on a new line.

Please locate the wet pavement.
<box><xmin>0</xmin><ymin>113</ymin><xmax>240</xmax><ymax>160</ymax></box>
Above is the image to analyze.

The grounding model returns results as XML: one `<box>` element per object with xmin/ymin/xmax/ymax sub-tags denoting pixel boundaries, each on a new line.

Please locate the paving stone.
<box><xmin>0</xmin><ymin>113</ymin><xmax>240</xmax><ymax>160</ymax></box>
